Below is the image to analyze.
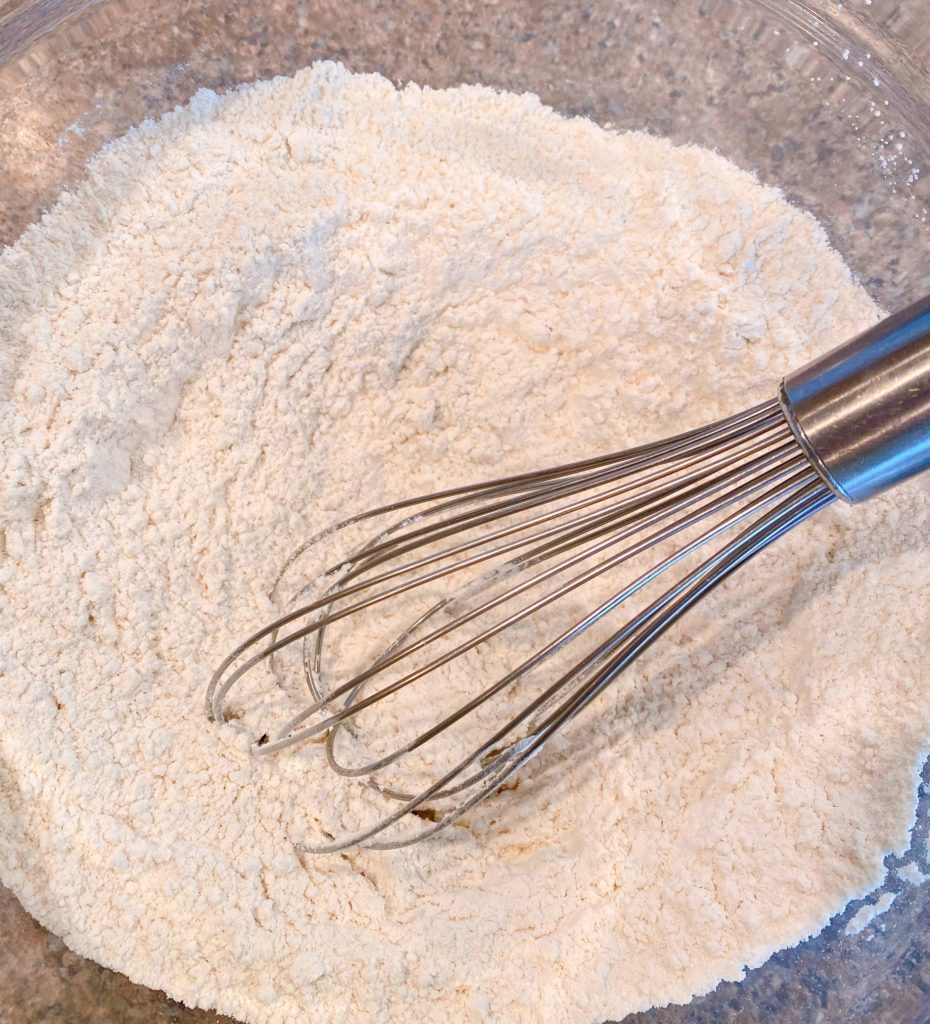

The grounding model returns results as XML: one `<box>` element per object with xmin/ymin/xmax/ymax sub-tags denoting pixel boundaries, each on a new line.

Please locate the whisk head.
<box><xmin>206</xmin><ymin>397</ymin><xmax>833</xmax><ymax>852</ymax></box>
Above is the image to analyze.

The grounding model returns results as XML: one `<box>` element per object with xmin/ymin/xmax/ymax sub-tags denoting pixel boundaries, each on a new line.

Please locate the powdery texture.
<box><xmin>897</xmin><ymin>862</ymin><xmax>930</xmax><ymax>886</ymax></box>
<box><xmin>2</xmin><ymin>62</ymin><xmax>930</xmax><ymax>1024</ymax></box>
<box><xmin>845</xmin><ymin>892</ymin><xmax>898</xmax><ymax>936</ymax></box>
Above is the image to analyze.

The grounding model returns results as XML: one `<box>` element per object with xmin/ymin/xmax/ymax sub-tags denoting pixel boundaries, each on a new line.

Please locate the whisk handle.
<box><xmin>780</xmin><ymin>293</ymin><xmax>930</xmax><ymax>503</ymax></box>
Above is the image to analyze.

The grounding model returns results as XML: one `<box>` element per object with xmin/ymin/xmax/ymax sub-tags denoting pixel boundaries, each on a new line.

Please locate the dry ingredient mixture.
<box><xmin>2</xmin><ymin>61</ymin><xmax>930</xmax><ymax>1024</ymax></box>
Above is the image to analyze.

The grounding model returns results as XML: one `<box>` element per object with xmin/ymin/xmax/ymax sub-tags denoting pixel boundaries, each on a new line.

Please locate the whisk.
<box><xmin>206</xmin><ymin>294</ymin><xmax>930</xmax><ymax>852</ymax></box>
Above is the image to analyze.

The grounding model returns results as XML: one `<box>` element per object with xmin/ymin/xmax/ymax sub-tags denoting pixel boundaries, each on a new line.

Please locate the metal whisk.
<box><xmin>206</xmin><ymin>294</ymin><xmax>930</xmax><ymax>852</ymax></box>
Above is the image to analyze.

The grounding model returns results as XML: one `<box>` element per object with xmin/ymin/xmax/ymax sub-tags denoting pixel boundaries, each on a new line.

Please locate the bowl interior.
<box><xmin>1</xmin><ymin>0</ymin><xmax>929</xmax><ymax>307</ymax></box>
<box><xmin>1</xmin><ymin>2</ymin><xmax>929</xmax><ymax>1023</ymax></box>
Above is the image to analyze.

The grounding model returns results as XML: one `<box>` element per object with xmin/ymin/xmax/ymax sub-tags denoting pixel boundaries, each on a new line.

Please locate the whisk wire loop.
<box><xmin>207</xmin><ymin>398</ymin><xmax>833</xmax><ymax>851</ymax></box>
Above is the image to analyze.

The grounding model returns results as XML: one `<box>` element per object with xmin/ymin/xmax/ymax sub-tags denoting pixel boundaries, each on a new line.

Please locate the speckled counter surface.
<box><xmin>1</xmin><ymin>0</ymin><xmax>930</xmax><ymax>1021</ymax></box>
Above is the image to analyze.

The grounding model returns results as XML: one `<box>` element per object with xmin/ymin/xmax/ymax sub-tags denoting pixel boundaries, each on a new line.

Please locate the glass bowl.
<box><xmin>1</xmin><ymin>1</ymin><xmax>929</xmax><ymax>1022</ymax></box>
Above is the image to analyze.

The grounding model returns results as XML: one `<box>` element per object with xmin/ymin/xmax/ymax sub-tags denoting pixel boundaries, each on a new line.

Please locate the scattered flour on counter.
<box><xmin>845</xmin><ymin>891</ymin><xmax>898</xmax><ymax>935</ymax></box>
<box><xmin>2</xmin><ymin>61</ymin><xmax>930</xmax><ymax>1024</ymax></box>
<box><xmin>896</xmin><ymin>862</ymin><xmax>930</xmax><ymax>886</ymax></box>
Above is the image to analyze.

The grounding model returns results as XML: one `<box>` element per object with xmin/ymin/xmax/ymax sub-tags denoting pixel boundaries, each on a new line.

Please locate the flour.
<box><xmin>845</xmin><ymin>891</ymin><xmax>898</xmax><ymax>936</ymax></box>
<box><xmin>2</xmin><ymin>61</ymin><xmax>930</xmax><ymax>1024</ymax></box>
<box><xmin>896</xmin><ymin>860</ymin><xmax>930</xmax><ymax>886</ymax></box>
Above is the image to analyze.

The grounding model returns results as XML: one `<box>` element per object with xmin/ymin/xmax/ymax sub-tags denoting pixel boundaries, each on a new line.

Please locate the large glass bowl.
<box><xmin>1</xmin><ymin>1</ymin><xmax>929</xmax><ymax>1022</ymax></box>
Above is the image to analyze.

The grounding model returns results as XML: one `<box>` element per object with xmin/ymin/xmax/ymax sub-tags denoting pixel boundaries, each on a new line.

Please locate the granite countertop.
<box><xmin>1</xmin><ymin>0</ymin><xmax>929</xmax><ymax>1021</ymax></box>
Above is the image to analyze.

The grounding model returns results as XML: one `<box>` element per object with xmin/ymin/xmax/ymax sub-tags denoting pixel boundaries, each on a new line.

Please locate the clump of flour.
<box><xmin>2</xmin><ymin>61</ymin><xmax>930</xmax><ymax>1024</ymax></box>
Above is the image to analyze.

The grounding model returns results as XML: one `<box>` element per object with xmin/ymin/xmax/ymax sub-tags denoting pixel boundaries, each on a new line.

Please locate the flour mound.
<box><xmin>2</xmin><ymin>61</ymin><xmax>929</xmax><ymax>1024</ymax></box>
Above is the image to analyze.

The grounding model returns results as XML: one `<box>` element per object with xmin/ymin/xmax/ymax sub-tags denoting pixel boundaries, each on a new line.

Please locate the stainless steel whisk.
<box><xmin>206</xmin><ymin>295</ymin><xmax>930</xmax><ymax>853</ymax></box>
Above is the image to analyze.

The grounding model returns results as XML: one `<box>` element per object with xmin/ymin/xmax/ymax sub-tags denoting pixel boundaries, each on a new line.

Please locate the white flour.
<box><xmin>844</xmin><ymin>891</ymin><xmax>897</xmax><ymax>936</ymax></box>
<box><xmin>2</xmin><ymin>61</ymin><xmax>930</xmax><ymax>1024</ymax></box>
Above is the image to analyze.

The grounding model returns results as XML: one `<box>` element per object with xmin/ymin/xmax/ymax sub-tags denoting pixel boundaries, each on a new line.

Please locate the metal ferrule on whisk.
<box><xmin>779</xmin><ymin>294</ymin><xmax>930</xmax><ymax>503</ymax></box>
